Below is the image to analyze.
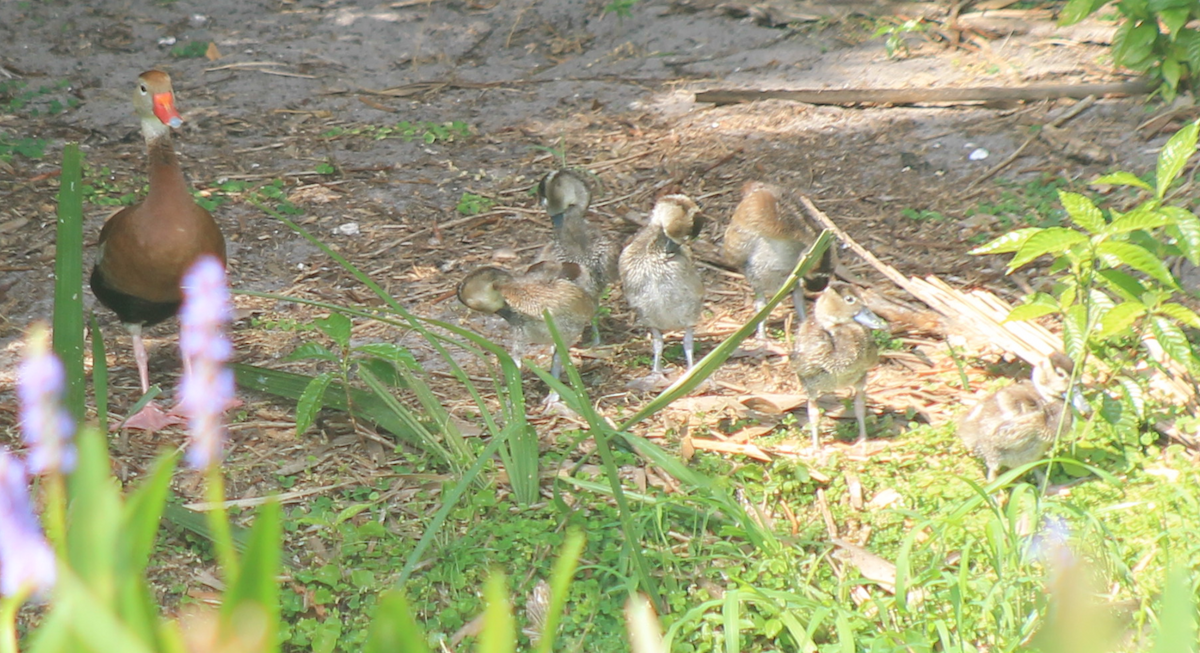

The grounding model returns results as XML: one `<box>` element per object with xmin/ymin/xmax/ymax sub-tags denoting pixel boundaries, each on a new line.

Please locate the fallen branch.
<box><xmin>694</xmin><ymin>79</ymin><xmax>1153</xmax><ymax>107</ymax></box>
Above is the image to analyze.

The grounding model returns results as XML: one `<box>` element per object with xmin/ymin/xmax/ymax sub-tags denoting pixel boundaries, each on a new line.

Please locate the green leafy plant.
<box><xmin>871</xmin><ymin>17</ymin><xmax>928</xmax><ymax>59</ymax></box>
<box><xmin>0</xmin><ymin>78</ymin><xmax>78</xmax><ymax>116</ymax></box>
<box><xmin>1060</xmin><ymin>0</ymin><xmax>1200</xmax><ymax>100</ymax></box>
<box><xmin>456</xmin><ymin>192</ymin><xmax>495</xmax><ymax>215</ymax></box>
<box><xmin>602</xmin><ymin>0</ymin><xmax>638</xmax><ymax>18</ymax></box>
<box><xmin>971</xmin><ymin>119</ymin><xmax>1200</xmax><ymax>437</ymax></box>
<box><xmin>169</xmin><ymin>40</ymin><xmax>210</xmax><ymax>58</ymax></box>
<box><xmin>0</xmin><ymin>133</ymin><xmax>47</xmax><ymax>162</ymax></box>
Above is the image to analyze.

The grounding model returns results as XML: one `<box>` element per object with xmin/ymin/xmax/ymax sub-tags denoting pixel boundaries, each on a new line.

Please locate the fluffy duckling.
<box><xmin>790</xmin><ymin>284</ymin><xmax>887</xmax><ymax>446</ymax></box>
<box><xmin>457</xmin><ymin>264</ymin><xmax>595</xmax><ymax>401</ymax></box>
<box><xmin>723</xmin><ymin>181</ymin><xmax>833</xmax><ymax>340</ymax></box>
<box><xmin>618</xmin><ymin>194</ymin><xmax>705</xmax><ymax>375</ymax></box>
<box><xmin>537</xmin><ymin>169</ymin><xmax>621</xmax><ymax>344</ymax></box>
<box><xmin>958</xmin><ymin>357</ymin><xmax>1075</xmax><ymax>483</ymax></box>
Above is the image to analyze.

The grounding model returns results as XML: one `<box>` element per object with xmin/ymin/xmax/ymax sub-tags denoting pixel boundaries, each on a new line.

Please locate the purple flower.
<box><xmin>18</xmin><ymin>324</ymin><xmax>76</xmax><ymax>475</ymax></box>
<box><xmin>178</xmin><ymin>256</ymin><xmax>234</xmax><ymax>470</ymax></box>
<box><xmin>0</xmin><ymin>448</ymin><xmax>57</xmax><ymax>598</ymax></box>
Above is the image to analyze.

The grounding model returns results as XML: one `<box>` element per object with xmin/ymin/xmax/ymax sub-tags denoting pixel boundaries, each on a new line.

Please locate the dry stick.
<box><xmin>962</xmin><ymin>95</ymin><xmax>1098</xmax><ymax>195</ymax></box>
<box><xmin>694</xmin><ymin>79</ymin><xmax>1153</xmax><ymax>107</ymax></box>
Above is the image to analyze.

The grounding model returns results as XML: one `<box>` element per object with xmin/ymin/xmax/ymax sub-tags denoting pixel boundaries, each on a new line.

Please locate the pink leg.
<box><xmin>122</xmin><ymin>323</ymin><xmax>183</xmax><ymax>432</ymax></box>
<box><xmin>129</xmin><ymin>324</ymin><xmax>151</xmax><ymax>393</ymax></box>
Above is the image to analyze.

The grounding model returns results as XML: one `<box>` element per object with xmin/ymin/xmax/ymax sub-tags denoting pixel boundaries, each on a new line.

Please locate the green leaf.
<box><xmin>1161</xmin><ymin>8</ymin><xmax>1190</xmax><ymax>37</ymax></box>
<box><xmin>365</xmin><ymin>591</ymin><xmax>431</xmax><ymax>653</ymax></box>
<box><xmin>1098</xmin><ymin>301</ymin><xmax>1147</xmax><ymax>338</ymax></box>
<box><xmin>1106</xmin><ymin>206</ymin><xmax>1174</xmax><ymax>234</ymax></box>
<box><xmin>1098</xmin><ymin>268</ymin><xmax>1149</xmax><ymax>300</ymax></box>
<box><xmin>1150</xmin><ymin>315</ymin><xmax>1197</xmax><ymax>366</ymax></box>
<box><xmin>1180</xmin><ymin>28</ymin><xmax>1200</xmax><ymax>76</ymax></box>
<box><xmin>1163</xmin><ymin>206</ymin><xmax>1200</xmax><ymax>264</ymax></box>
<box><xmin>1059</xmin><ymin>0</ymin><xmax>1106</xmax><ymax>25</ymax></box>
<box><xmin>1157</xmin><ymin>302</ymin><xmax>1200</xmax><ymax>328</ymax></box>
<box><xmin>221</xmin><ymin>500</ymin><xmax>282</xmax><ymax>649</ymax></box>
<box><xmin>1008</xmin><ymin>228</ymin><xmax>1089</xmax><ymax>270</ymax></box>
<box><xmin>284</xmin><ymin>342</ymin><xmax>338</xmax><ymax>362</ymax></box>
<box><xmin>54</xmin><ymin>143</ymin><xmax>86</xmax><ymax>420</ymax></box>
<box><xmin>1059</xmin><ymin>191</ymin><xmax>1105</xmax><ymax>233</ymax></box>
<box><xmin>1095</xmin><ymin>241</ymin><xmax>1178</xmax><ymax>287</ymax></box>
<box><xmin>1063</xmin><ymin>304</ymin><xmax>1088</xmax><ymax>360</ymax></box>
<box><xmin>315</xmin><ymin>312</ymin><xmax>353</xmax><ymax>348</ymax></box>
<box><xmin>1092</xmin><ymin>171</ymin><xmax>1153</xmax><ymax>191</ymax></box>
<box><xmin>354</xmin><ymin>342</ymin><xmax>417</xmax><ymax>366</ymax></box>
<box><xmin>1006</xmin><ymin>302</ymin><xmax>1059</xmax><ymax>322</ymax></box>
<box><xmin>968</xmin><ymin>227</ymin><xmax>1040</xmax><ymax>255</ymax></box>
<box><xmin>1152</xmin><ymin>569</ymin><xmax>1198</xmax><ymax>653</ymax></box>
<box><xmin>1156</xmin><ymin>119</ymin><xmax>1199</xmax><ymax>199</ymax></box>
<box><xmin>534</xmin><ymin>530</ymin><xmax>585</xmax><ymax>653</ymax></box>
<box><xmin>1113</xmin><ymin>20</ymin><xmax>1161</xmax><ymax>69</ymax></box>
<box><xmin>296</xmin><ymin>372</ymin><xmax>334</xmax><ymax>436</ymax></box>
<box><xmin>1162</xmin><ymin>55</ymin><xmax>1184</xmax><ymax>93</ymax></box>
<box><xmin>66</xmin><ymin>427</ymin><xmax>122</xmax><ymax>591</ymax></box>
<box><xmin>480</xmin><ymin>572</ymin><xmax>516</xmax><ymax>653</ymax></box>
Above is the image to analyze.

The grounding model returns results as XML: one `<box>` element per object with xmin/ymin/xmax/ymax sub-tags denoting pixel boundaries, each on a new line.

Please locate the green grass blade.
<box><xmin>617</xmin><ymin>230</ymin><xmax>833</xmax><ymax>431</ymax></box>
<box><xmin>480</xmin><ymin>572</ymin><xmax>516</xmax><ymax>653</ymax></box>
<box><xmin>1153</xmin><ymin>568</ymin><xmax>1197</xmax><ymax>653</ymax></box>
<box><xmin>722</xmin><ymin>588</ymin><xmax>740</xmax><ymax>653</ymax></box>
<box><xmin>533</xmin><ymin>529</ymin><xmax>585</xmax><ymax>653</ymax></box>
<box><xmin>89</xmin><ymin>313</ymin><xmax>108</xmax><ymax>427</ymax></box>
<box><xmin>365</xmin><ymin>591</ymin><xmax>431</xmax><ymax>653</ymax></box>
<box><xmin>53</xmin><ymin>143</ymin><xmax>86</xmax><ymax>419</ymax></box>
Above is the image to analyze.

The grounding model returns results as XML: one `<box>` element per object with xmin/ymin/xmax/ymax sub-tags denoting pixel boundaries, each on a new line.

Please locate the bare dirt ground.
<box><xmin>0</xmin><ymin>0</ymin><xmax>1175</xmax><ymax>621</ymax></box>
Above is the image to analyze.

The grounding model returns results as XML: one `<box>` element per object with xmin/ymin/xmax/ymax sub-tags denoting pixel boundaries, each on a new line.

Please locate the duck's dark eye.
<box><xmin>139</xmin><ymin>84</ymin><xmax>148</xmax><ymax>93</ymax></box>
<box><xmin>845</xmin><ymin>295</ymin><xmax>857</xmax><ymax>304</ymax></box>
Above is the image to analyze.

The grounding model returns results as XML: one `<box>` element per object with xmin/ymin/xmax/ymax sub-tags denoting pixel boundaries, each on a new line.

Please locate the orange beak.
<box><xmin>151</xmin><ymin>92</ymin><xmax>183</xmax><ymax>128</ymax></box>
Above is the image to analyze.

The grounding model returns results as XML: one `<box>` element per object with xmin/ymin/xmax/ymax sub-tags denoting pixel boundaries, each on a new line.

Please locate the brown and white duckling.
<box><xmin>457</xmin><ymin>264</ymin><xmax>595</xmax><ymax>402</ymax></box>
<box><xmin>958</xmin><ymin>357</ymin><xmax>1079</xmax><ymax>483</ymax></box>
<box><xmin>618</xmin><ymin>194</ymin><xmax>705</xmax><ymax>377</ymax></box>
<box><xmin>537</xmin><ymin>169</ymin><xmax>621</xmax><ymax>344</ymax></box>
<box><xmin>790</xmin><ymin>284</ymin><xmax>887</xmax><ymax>446</ymax></box>
<box><xmin>723</xmin><ymin>181</ymin><xmax>833</xmax><ymax>341</ymax></box>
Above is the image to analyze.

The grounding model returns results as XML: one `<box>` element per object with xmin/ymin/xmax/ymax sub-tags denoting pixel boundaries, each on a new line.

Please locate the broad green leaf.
<box><xmin>1106</xmin><ymin>207</ymin><xmax>1173</xmax><ymax>234</ymax></box>
<box><xmin>295</xmin><ymin>372</ymin><xmax>334</xmax><ymax>436</ymax></box>
<box><xmin>1006</xmin><ymin>302</ymin><xmax>1059</xmax><ymax>322</ymax></box>
<box><xmin>1092</xmin><ymin>171</ymin><xmax>1153</xmax><ymax>191</ymax></box>
<box><xmin>1059</xmin><ymin>191</ymin><xmax>1105</xmax><ymax>233</ymax></box>
<box><xmin>315</xmin><ymin>312</ymin><xmax>353</xmax><ymax>348</ymax></box>
<box><xmin>1157</xmin><ymin>302</ymin><xmax>1200</xmax><ymax>328</ymax></box>
<box><xmin>365</xmin><ymin>591</ymin><xmax>431</xmax><ymax>653</ymax></box>
<box><xmin>1156</xmin><ymin>119</ymin><xmax>1199</xmax><ymax>199</ymax></box>
<box><xmin>1095</xmin><ymin>241</ymin><xmax>1178</xmax><ymax>287</ymax></box>
<box><xmin>968</xmin><ymin>227</ymin><xmax>1040</xmax><ymax>255</ymax></box>
<box><xmin>1008</xmin><ymin>228</ymin><xmax>1089</xmax><ymax>270</ymax></box>
<box><xmin>67</xmin><ymin>427</ymin><xmax>122</xmax><ymax>593</ymax></box>
<box><xmin>1162</xmin><ymin>206</ymin><xmax>1200</xmax><ymax>264</ymax></box>
<box><xmin>1150</xmin><ymin>315</ymin><xmax>1197</xmax><ymax>367</ymax></box>
<box><xmin>284</xmin><ymin>341</ymin><xmax>338</xmax><ymax>362</ymax></box>
<box><xmin>222</xmin><ymin>500</ymin><xmax>282</xmax><ymax>650</ymax></box>
<box><xmin>1113</xmin><ymin>21</ymin><xmax>1160</xmax><ymax>70</ymax></box>
<box><xmin>1162</xmin><ymin>55</ymin><xmax>1183</xmax><ymax>93</ymax></box>
<box><xmin>1097</xmin><ymin>268</ymin><xmax>1149</xmax><ymax>301</ymax></box>
<box><xmin>1097</xmin><ymin>301</ymin><xmax>1147</xmax><ymax>338</ymax></box>
<box><xmin>120</xmin><ymin>452</ymin><xmax>178</xmax><ymax>573</ymax></box>
<box><xmin>54</xmin><ymin>143</ymin><xmax>86</xmax><ymax>420</ymax></box>
<box><xmin>1063</xmin><ymin>304</ymin><xmax>1088</xmax><ymax>360</ymax></box>
<box><xmin>1152</xmin><ymin>569</ymin><xmax>1198</xmax><ymax>653</ymax></box>
<box><xmin>723</xmin><ymin>589</ymin><xmax>741</xmax><ymax>653</ymax></box>
<box><xmin>480</xmin><ymin>572</ymin><xmax>516</xmax><ymax>653</ymax></box>
<box><xmin>354</xmin><ymin>342</ymin><xmax>416</xmax><ymax>366</ymax></box>
<box><xmin>1118</xmin><ymin>376</ymin><xmax>1147</xmax><ymax>420</ymax></box>
<box><xmin>1058</xmin><ymin>0</ymin><xmax>1106</xmax><ymax>25</ymax></box>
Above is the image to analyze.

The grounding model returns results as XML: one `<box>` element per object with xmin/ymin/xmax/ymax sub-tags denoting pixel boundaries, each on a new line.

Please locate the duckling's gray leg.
<box><xmin>545</xmin><ymin>349</ymin><xmax>564</xmax><ymax>405</ymax></box>
<box><xmin>792</xmin><ymin>286</ymin><xmax>807</xmax><ymax>323</ymax></box>
<box><xmin>753</xmin><ymin>297</ymin><xmax>767</xmax><ymax>340</ymax></box>
<box><xmin>807</xmin><ymin>396</ymin><xmax>821</xmax><ymax>447</ymax></box>
<box><xmin>853</xmin><ymin>378</ymin><xmax>869</xmax><ymax>443</ymax></box>
<box><xmin>650</xmin><ymin>328</ymin><xmax>665</xmax><ymax>374</ymax></box>
<box><xmin>589</xmin><ymin>317</ymin><xmax>602</xmax><ymax>347</ymax></box>
<box><xmin>683</xmin><ymin>327</ymin><xmax>695</xmax><ymax>369</ymax></box>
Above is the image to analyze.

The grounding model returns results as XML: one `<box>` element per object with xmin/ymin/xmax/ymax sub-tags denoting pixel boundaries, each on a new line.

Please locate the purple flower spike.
<box><xmin>0</xmin><ymin>448</ymin><xmax>57</xmax><ymax>598</ymax></box>
<box><xmin>18</xmin><ymin>324</ymin><xmax>76</xmax><ymax>475</ymax></box>
<box><xmin>178</xmin><ymin>255</ymin><xmax>234</xmax><ymax>470</ymax></box>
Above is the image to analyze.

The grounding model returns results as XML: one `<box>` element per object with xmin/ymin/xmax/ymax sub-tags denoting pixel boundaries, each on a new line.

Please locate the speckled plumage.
<box><xmin>457</xmin><ymin>266</ymin><xmax>595</xmax><ymax>349</ymax></box>
<box><xmin>619</xmin><ymin>194</ymin><xmax>705</xmax><ymax>373</ymax></box>
<box><xmin>958</xmin><ymin>359</ymin><xmax>1073</xmax><ymax>482</ymax></box>
<box><xmin>723</xmin><ymin>182</ymin><xmax>831</xmax><ymax>338</ymax></box>
<box><xmin>790</xmin><ymin>285</ymin><xmax>886</xmax><ymax>446</ymax></box>
<box><xmin>537</xmin><ymin>169</ymin><xmax>621</xmax><ymax>300</ymax></box>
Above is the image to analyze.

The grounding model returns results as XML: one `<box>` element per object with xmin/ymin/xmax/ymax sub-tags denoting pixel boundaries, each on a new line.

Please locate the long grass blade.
<box><xmin>54</xmin><ymin>143</ymin><xmax>86</xmax><ymax>419</ymax></box>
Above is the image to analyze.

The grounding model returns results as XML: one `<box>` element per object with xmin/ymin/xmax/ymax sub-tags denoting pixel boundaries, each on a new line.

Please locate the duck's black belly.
<box><xmin>90</xmin><ymin>265</ymin><xmax>180</xmax><ymax>327</ymax></box>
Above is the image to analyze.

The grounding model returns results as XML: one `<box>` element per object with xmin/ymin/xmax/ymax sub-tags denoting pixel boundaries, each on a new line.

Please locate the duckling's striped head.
<box><xmin>457</xmin><ymin>266</ymin><xmax>513</xmax><ymax>314</ymax></box>
<box><xmin>651</xmin><ymin>194</ymin><xmax>703</xmax><ymax>243</ymax></box>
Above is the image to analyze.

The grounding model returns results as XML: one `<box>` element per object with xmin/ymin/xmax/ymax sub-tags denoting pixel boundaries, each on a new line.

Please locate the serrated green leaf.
<box><xmin>284</xmin><ymin>341</ymin><xmax>338</xmax><ymax>362</ymax></box>
<box><xmin>315</xmin><ymin>312</ymin><xmax>353</xmax><ymax>348</ymax></box>
<box><xmin>1106</xmin><ymin>207</ymin><xmax>1173</xmax><ymax>234</ymax></box>
<box><xmin>1098</xmin><ymin>268</ymin><xmax>1149</xmax><ymax>301</ymax></box>
<box><xmin>1059</xmin><ymin>191</ymin><xmax>1105</xmax><ymax>233</ymax></box>
<box><xmin>1118</xmin><ymin>376</ymin><xmax>1147</xmax><ymax>419</ymax></box>
<box><xmin>1098</xmin><ymin>301</ymin><xmax>1147</xmax><ymax>338</ymax></box>
<box><xmin>1150</xmin><ymin>315</ymin><xmax>1197</xmax><ymax>367</ymax></box>
<box><xmin>1180</xmin><ymin>28</ymin><xmax>1200</xmax><ymax>76</ymax></box>
<box><xmin>1092</xmin><ymin>171</ymin><xmax>1154</xmax><ymax>191</ymax></box>
<box><xmin>1157</xmin><ymin>302</ymin><xmax>1200</xmax><ymax>328</ymax></box>
<box><xmin>296</xmin><ymin>372</ymin><xmax>334</xmax><ymax>436</ymax></box>
<box><xmin>354</xmin><ymin>342</ymin><xmax>417</xmax><ymax>366</ymax></box>
<box><xmin>1157</xmin><ymin>119</ymin><xmax>1199</xmax><ymax>199</ymax></box>
<box><xmin>1096</xmin><ymin>241</ymin><xmax>1178</xmax><ymax>287</ymax></box>
<box><xmin>1008</xmin><ymin>228</ymin><xmax>1089</xmax><ymax>270</ymax></box>
<box><xmin>968</xmin><ymin>227</ymin><xmax>1040</xmax><ymax>255</ymax></box>
<box><xmin>1063</xmin><ymin>304</ymin><xmax>1088</xmax><ymax>359</ymax></box>
<box><xmin>1006</xmin><ymin>302</ymin><xmax>1060</xmax><ymax>322</ymax></box>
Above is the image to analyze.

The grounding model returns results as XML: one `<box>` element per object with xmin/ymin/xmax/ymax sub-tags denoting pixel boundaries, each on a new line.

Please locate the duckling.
<box><xmin>538</xmin><ymin>169</ymin><xmax>621</xmax><ymax>344</ymax></box>
<box><xmin>958</xmin><ymin>358</ymin><xmax>1075</xmax><ymax>483</ymax></box>
<box><xmin>790</xmin><ymin>284</ymin><xmax>887</xmax><ymax>446</ymax></box>
<box><xmin>618</xmin><ymin>194</ymin><xmax>705</xmax><ymax>376</ymax></box>
<box><xmin>457</xmin><ymin>264</ymin><xmax>595</xmax><ymax>401</ymax></box>
<box><xmin>723</xmin><ymin>181</ymin><xmax>833</xmax><ymax>340</ymax></box>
